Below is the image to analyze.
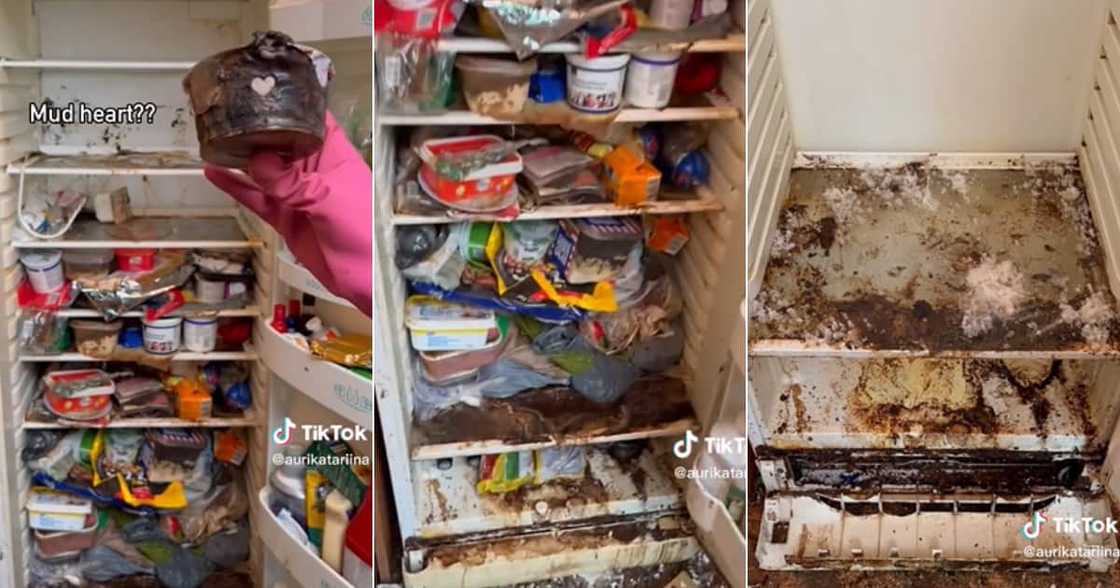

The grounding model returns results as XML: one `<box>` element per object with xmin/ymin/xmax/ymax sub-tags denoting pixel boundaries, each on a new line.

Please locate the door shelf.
<box><xmin>275</xmin><ymin>250</ymin><xmax>355</xmax><ymax>308</ymax></box>
<box><xmin>258</xmin><ymin>487</ymin><xmax>355</xmax><ymax>588</ymax></box>
<box><xmin>410</xmin><ymin>380</ymin><xmax>697</xmax><ymax>460</ymax></box>
<box><xmin>436</xmin><ymin>34</ymin><xmax>746</xmax><ymax>54</ymax></box>
<box><xmin>392</xmin><ymin>188</ymin><xmax>724</xmax><ymax>225</ymax></box>
<box><xmin>7</xmin><ymin>151</ymin><xmax>204</xmax><ymax>176</ymax></box>
<box><xmin>14</xmin><ymin>217</ymin><xmax>258</xmax><ymax>249</ymax></box>
<box><xmin>19</xmin><ymin>351</ymin><xmax>257</xmax><ymax>362</ymax></box>
<box><xmin>414</xmin><ymin>447</ymin><xmax>682</xmax><ymax>538</ymax></box>
<box><xmin>258</xmin><ymin>323</ymin><xmax>372</xmax><ymax>427</ymax></box>
<box><xmin>750</xmin><ymin>164</ymin><xmax>1120</xmax><ymax>357</ymax></box>
<box><xmin>377</xmin><ymin>105</ymin><xmax>739</xmax><ymax>126</ymax></box>
<box><xmin>23</xmin><ymin>413</ymin><xmax>258</xmax><ymax>429</ymax></box>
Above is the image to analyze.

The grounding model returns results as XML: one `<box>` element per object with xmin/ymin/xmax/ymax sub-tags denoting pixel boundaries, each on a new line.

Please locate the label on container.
<box><xmin>625</xmin><ymin>57</ymin><xmax>680</xmax><ymax>109</ymax></box>
<box><xmin>567</xmin><ymin>65</ymin><xmax>626</xmax><ymax>113</ymax></box>
<box><xmin>144</xmin><ymin>323</ymin><xmax>181</xmax><ymax>355</ymax></box>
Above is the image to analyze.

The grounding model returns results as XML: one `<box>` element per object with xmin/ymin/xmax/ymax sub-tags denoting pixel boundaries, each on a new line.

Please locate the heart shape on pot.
<box><xmin>250</xmin><ymin>76</ymin><xmax>277</xmax><ymax>96</ymax></box>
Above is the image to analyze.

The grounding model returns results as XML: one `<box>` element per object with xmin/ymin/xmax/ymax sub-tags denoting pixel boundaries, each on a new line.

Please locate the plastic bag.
<box><xmin>18</xmin><ymin>310</ymin><xmax>70</xmax><ymax>354</ymax></box>
<box><xmin>533</xmin><ymin>324</ymin><xmax>639</xmax><ymax>403</ymax></box>
<box><xmin>376</xmin><ymin>33</ymin><xmax>455</xmax><ymax>114</ymax></box>
<box><xmin>536</xmin><ymin>446</ymin><xmax>586</xmax><ymax>482</ymax></box>
<box><xmin>81</xmin><ymin>546</ymin><xmax>154</xmax><ymax>582</ymax></box>
<box><xmin>203</xmin><ymin>520</ymin><xmax>250</xmax><ymax>569</ymax></box>
<box><xmin>400</xmin><ymin>226</ymin><xmax>466</xmax><ymax>290</ymax></box>
<box><xmin>395</xmin><ymin>225</ymin><xmax>448</xmax><ymax>269</ymax></box>
<box><xmin>626</xmin><ymin>319</ymin><xmax>685</xmax><ymax>372</ymax></box>
<box><xmin>156</xmin><ymin>547</ymin><xmax>214</xmax><ymax>588</ymax></box>
<box><xmin>477</xmin><ymin>451</ymin><xmax>534</xmax><ymax>494</ymax></box>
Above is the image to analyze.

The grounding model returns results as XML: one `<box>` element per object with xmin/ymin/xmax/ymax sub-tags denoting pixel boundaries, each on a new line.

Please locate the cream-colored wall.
<box><xmin>770</xmin><ymin>0</ymin><xmax>1109</xmax><ymax>152</ymax></box>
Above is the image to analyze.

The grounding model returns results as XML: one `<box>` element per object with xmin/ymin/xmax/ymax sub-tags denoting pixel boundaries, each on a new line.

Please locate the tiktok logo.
<box><xmin>674</xmin><ymin>430</ymin><xmax>700</xmax><ymax>458</ymax></box>
<box><xmin>1022</xmin><ymin>512</ymin><xmax>1048</xmax><ymax>541</ymax></box>
<box><xmin>273</xmin><ymin>417</ymin><xmax>297</xmax><ymax>445</ymax></box>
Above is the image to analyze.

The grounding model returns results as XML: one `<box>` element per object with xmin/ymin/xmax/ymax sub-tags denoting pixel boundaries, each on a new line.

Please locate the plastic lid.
<box><xmin>455</xmin><ymin>55</ymin><xmax>538</xmax><ymax>76</ymax></box>
<box><xmin>20</xmin><ymin>249</ymin><xmax>62</xmax><ymax>269</ymax></box>
<box><xmin>565</xmin><ymin>52</ymin><xmax>631</xmax><ymax>69</ymax></box>
<box><xmin>405</xmin><ymin>295</ymin><xmax>496</xmax><ymax>331</ymax></box>
<box><xmin>71</xmin><ymin>319</ymin><xmax>124</xmax><ymax>333</ymax></box>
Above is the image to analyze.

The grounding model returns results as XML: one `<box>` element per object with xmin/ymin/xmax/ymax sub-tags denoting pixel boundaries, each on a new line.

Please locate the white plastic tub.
<box><xmin>182</xmin><ymin>317</ymin><xmax>218</xmax><ymax>352</ymax></box>
<box><xmin>20</xmin><ymin>250</ymin><xmax>64</xmax><ymax>294</ymax></box>
<box><xmin>142</xmin><ymin>316</ymin><xmax>183</xmax><ymax>355</ymax></box>
<box><xmin>565</xmin><ymin>53</ymin><xmax>631</xmax><ymax>114</ymax></box>
<box><xmin>625</xmin><ymin>50</ymin><xmax>682</xmax><ymax>109</ymax></box>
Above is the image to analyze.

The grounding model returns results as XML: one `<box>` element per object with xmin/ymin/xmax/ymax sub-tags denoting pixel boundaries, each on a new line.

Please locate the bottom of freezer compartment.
<box><xmin>413</xmin><ymin>447</ymin><xmax>682</xmax><ymax>538</ymax></box>
<box><xmin>755</xmin><ymin>492</ymin><xmax>1119</xmax><ymax>572</ymax></box>
<box><xmin>749</xmin><ymin>357</ymin><xmax>1120</xmax><ymax>453</ymax></box>
<box><xmin>403</xmin><ymin>513</ymin><xmax>701</xmax><ymax>588</ymax></box>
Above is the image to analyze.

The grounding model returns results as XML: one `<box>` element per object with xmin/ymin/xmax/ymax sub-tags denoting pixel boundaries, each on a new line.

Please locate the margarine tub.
<box><xmin>405</xmin><ymin>295</ymin><xmax>497</xmax><ymax>351</ymax></box>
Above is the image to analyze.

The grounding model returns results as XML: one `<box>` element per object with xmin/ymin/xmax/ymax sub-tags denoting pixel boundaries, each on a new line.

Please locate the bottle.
<box><xmin>286</xmin><ymin>300</ymin><xmax>302</xmax><ymax>333</ymax></box>
<box><xmin>271</xmin><ymin>304</ymin><xmax>288</xmax><ymax>333</ymax></box>
<box><xmin>322</xmin><ymin>489</ymin><xmax>353</xmax><ymax>572</ymax></box>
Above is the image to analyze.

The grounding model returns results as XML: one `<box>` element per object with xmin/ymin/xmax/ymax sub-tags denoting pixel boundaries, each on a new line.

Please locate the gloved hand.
<box><xmin>205</xmin><ymin>112</ymin><xmax>372</xmax><ymax>316</ymax></box>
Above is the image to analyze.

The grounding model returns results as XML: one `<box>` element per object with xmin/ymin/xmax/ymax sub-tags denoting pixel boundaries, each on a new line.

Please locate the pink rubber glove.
<box><xmin>205</xmin><ymin>112</ymin><xmax>372</xmax><ymax>316</ymax></box>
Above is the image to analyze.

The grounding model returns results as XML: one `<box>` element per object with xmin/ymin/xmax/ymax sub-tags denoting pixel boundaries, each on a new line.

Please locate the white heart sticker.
<box><xmin>250</xmin><ymin>76</ymin><xmax>276</xmax><ymax>96</ymax></box>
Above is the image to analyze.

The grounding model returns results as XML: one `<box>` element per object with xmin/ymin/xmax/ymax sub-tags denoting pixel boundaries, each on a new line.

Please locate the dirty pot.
<box><xmin>183</xmin><ymin>31</ymin><xmax>334</xmax><ymax>168</ymax></box>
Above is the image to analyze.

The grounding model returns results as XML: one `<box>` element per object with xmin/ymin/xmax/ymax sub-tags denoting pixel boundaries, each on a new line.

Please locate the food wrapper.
<box><xmin>79</xmin><ymin>251</ymin><xmax>195</xmax><ymax>320</ymax></box>
<box><xmin>535</xmin><ymin>447</ymin><xmax>586</xmax><ymax>483</ymax></box>
<box><xmin>18</xmin><ymin>310</ymin><xmax>70</xmax><ymax>355</ymax></box>
<box><xmin>306</xmin><ymin>441</ymin><xmax>370</xmax><ymax>508</ymax></box>
<box><xmin>310</xmin><ymin>335</ymin><xmax>372</xmax><ymax>369</ymax></box>
<box><xmin>477</xmin><ymin>451</ymin><xmax>535</xmax><ymax>494</ymax></box>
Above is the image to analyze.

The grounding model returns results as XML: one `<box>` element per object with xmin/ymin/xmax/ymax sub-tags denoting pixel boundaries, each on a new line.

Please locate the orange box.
<box><xmin>603</xmin><ymin>145</ymin><xmax>661</xmax><ymax>207</ymax></box>
<box><xmin>173</xmin><ymin>378</ymin><xmax>213</xmax><ymax>421</ymax></box>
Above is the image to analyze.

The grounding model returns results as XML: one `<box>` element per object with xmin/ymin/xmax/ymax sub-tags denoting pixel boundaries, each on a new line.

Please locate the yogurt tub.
<box><xmin>142</xmin><ymin>317</ymin><xmax>183</xmax><ymax>355</ymax></box>
<box><xmin>405</xmin><ymin>295</ymin><xmax>497</xmax><ymax>351</ymax></box>
<box><xmin>625</xmin><ymin>50</ymin><xmax>683</xmax><ymax>109</ymax></box>
<box><xmin>21</xmin><ymin>250</ymin><xmax>65</xmax><ymax>294</ymax></box>
<box><xmin>565</xmin><ymin>53</ymin><xmax>631</xmax><ymax>114</ymax></box>
<box><xmin>183</xmin><ymin>317</ymin><xmax>218</xmax><ymax>352</ymax></box>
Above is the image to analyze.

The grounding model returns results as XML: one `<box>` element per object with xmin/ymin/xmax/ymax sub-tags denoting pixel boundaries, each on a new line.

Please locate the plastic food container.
<box><xmin>62</xmin><ymin>249</ymin><xmax>113</xmax><ymax>280</ymax></box>
<box><xmin>405</xmin><ymin>295</ymin><xmax>497</xmax><ymax>351</ymax></box>
<box><xmin>142</xmin><ymin>316</ymin><xmax>183</xmax><ymax>355</ymax></box>
<box><xmin>503</xmin><ymin>221</ymin><xmax>559</xmax><ymax>265</ymax></box>
<box><xmin>71</xmin><ymin>320</ymin><xmax>122</xmax><ymax>358</ymax></box>
<box><xmin>625</xmin><ymin>50</ymin><xmax>682</xmax><ymax>108</ymax></box>
<box><xmin>182</xmin><ymin>317</ymin><xmax>218</xmax><ymax>352</ymax></box>
<box><xmin>146</xmin><ymin>429</ymin><xmax>208</xmax><ymax>464</ymax></box>
<box><xmin>455</xmin><ymin>56</ymin><xmax>537</xmax><ymax>116</ymax></box>
<box><xmin>419</xmin><ymin>319</ymin><xmax>513</xmax><ymax>381</ymax></box>
<box><xmin>27</xmin><ymin>489</ymin><xmax>93</xmax><ymax>532</ymax></box>
<box><xmin>565</xmin><ymin>53</ymin><xmax>631</xmax><ymax>114</ymax></box>
<box><xmin>42</xmin><ymin>369</ymin><xmax>115</xmax><ymax>399</ymax></box>
<box><xmin>114</xmin><ymin>248</ymin><xmax>156</xmax><ymax>272</ymax></box>
<box><xmin>20</xmin><ymin>250</ymin><xmax>65</xmax><ymax>294</ymax></box>
<box><xmin>418</xmin><ymin>135</ymin><xmax>523</xmax><ymax>211</ymax></box>
<box><xmin>44</xmin><ymin>387</ymin><xmax>113</xmax><ymax>421</ymax></box>
<box><xmin>34</xmin><ymin>515</ymin><xmax>98</xmax><ymax>558</ymax></box>
<box><xmin>183</xmin><ymin>31</ymin><xmax>333</xmax><ymax>168</ymax></box>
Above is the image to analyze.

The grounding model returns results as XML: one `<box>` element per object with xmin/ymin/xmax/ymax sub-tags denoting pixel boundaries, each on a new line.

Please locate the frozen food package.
<box><xmin>536</xmin><ymin>447</ymin><xmax>587</xmax><ymax>482</ymax></box>
<box><xmin>477</xmin><ymin>451</ymin><xmax>535</xmax><ymax>494</ymax></box>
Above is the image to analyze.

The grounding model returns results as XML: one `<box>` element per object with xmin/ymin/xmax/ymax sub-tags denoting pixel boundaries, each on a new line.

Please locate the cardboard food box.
<box><xmin>603</xmin><ymin>145</ymin><xmax>661</xmax><ymax>207</ymax></box>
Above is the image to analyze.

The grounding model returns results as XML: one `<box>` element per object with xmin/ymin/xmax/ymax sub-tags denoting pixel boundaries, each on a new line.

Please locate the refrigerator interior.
<box><xmin>372</xmin><ymin>7</ymin><xmax>749</xmax><ymax>587</ymax></box>
<box><xmin>0</xmin><ymin>1</ymin><xmax>372</xmax><ymax>587</ymax></box>
<box><xmin>748</xmin><ymin>0</ymin><xmax>1120</xmax><ymax>573</ymax></box>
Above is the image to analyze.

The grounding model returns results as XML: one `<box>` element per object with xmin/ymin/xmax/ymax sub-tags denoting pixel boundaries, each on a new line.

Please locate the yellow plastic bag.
<box><xmin>476</xmin><ymin>452</ymin><xmax>535</xmax><ymax>495</ymax></box>
<box><xmin>118</xmin><ymin>475</ymin><xmax>188</xmax><ymax>510</ymax></box>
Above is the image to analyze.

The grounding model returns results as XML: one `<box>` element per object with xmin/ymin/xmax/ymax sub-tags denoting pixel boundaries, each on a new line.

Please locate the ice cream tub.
<box><xmin>405</xmin><ymin>295</ymin><xmax>497</xmax><ymax>351</ymax></box>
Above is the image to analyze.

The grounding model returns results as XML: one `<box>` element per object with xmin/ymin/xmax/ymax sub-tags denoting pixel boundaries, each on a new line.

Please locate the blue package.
<box><xmin>638</xmin><ymin>126</ymin><xmax>661</xmax><ymax>161</ymax></box>
<box><xmin>224</xmin><ymin>381</ymin><xmax>252</xmax><ymax>411</ymax></box>
<box><xmin>671</xmin><ymin>151</ymin><xmax>710</xmax><ymax>189</ymax></box>
<box><xmin>119</xmin><ymin>326</ymin><xmax>143</xmax><ymax>348</ymax></box>
<box><xmin>530</xmin><ymin>67</ymin><xmax>565</xmax><ymax>103</ymax></box>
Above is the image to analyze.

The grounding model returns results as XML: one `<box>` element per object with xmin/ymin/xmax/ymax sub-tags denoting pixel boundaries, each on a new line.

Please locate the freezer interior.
<box><xmin>747</xmin><ymin>0</ymin><xmax>1120</xmax><ymax>574</ymax></box>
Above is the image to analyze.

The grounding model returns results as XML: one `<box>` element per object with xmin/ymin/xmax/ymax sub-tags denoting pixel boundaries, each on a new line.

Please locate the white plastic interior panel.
<box><xmin>756</xmin><ymin>493</ymin><xmax>1118</xmax><ymax>572</ymax></box>
<box><xmin>749</xmin><ymin>357</ymin><xmax>1120</xmax><ymax>453</ymax></box>
<box><xmin>769</xmin><ymin>0</ymin><xmax>1109</xmax><ymax>152</ymax></box>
